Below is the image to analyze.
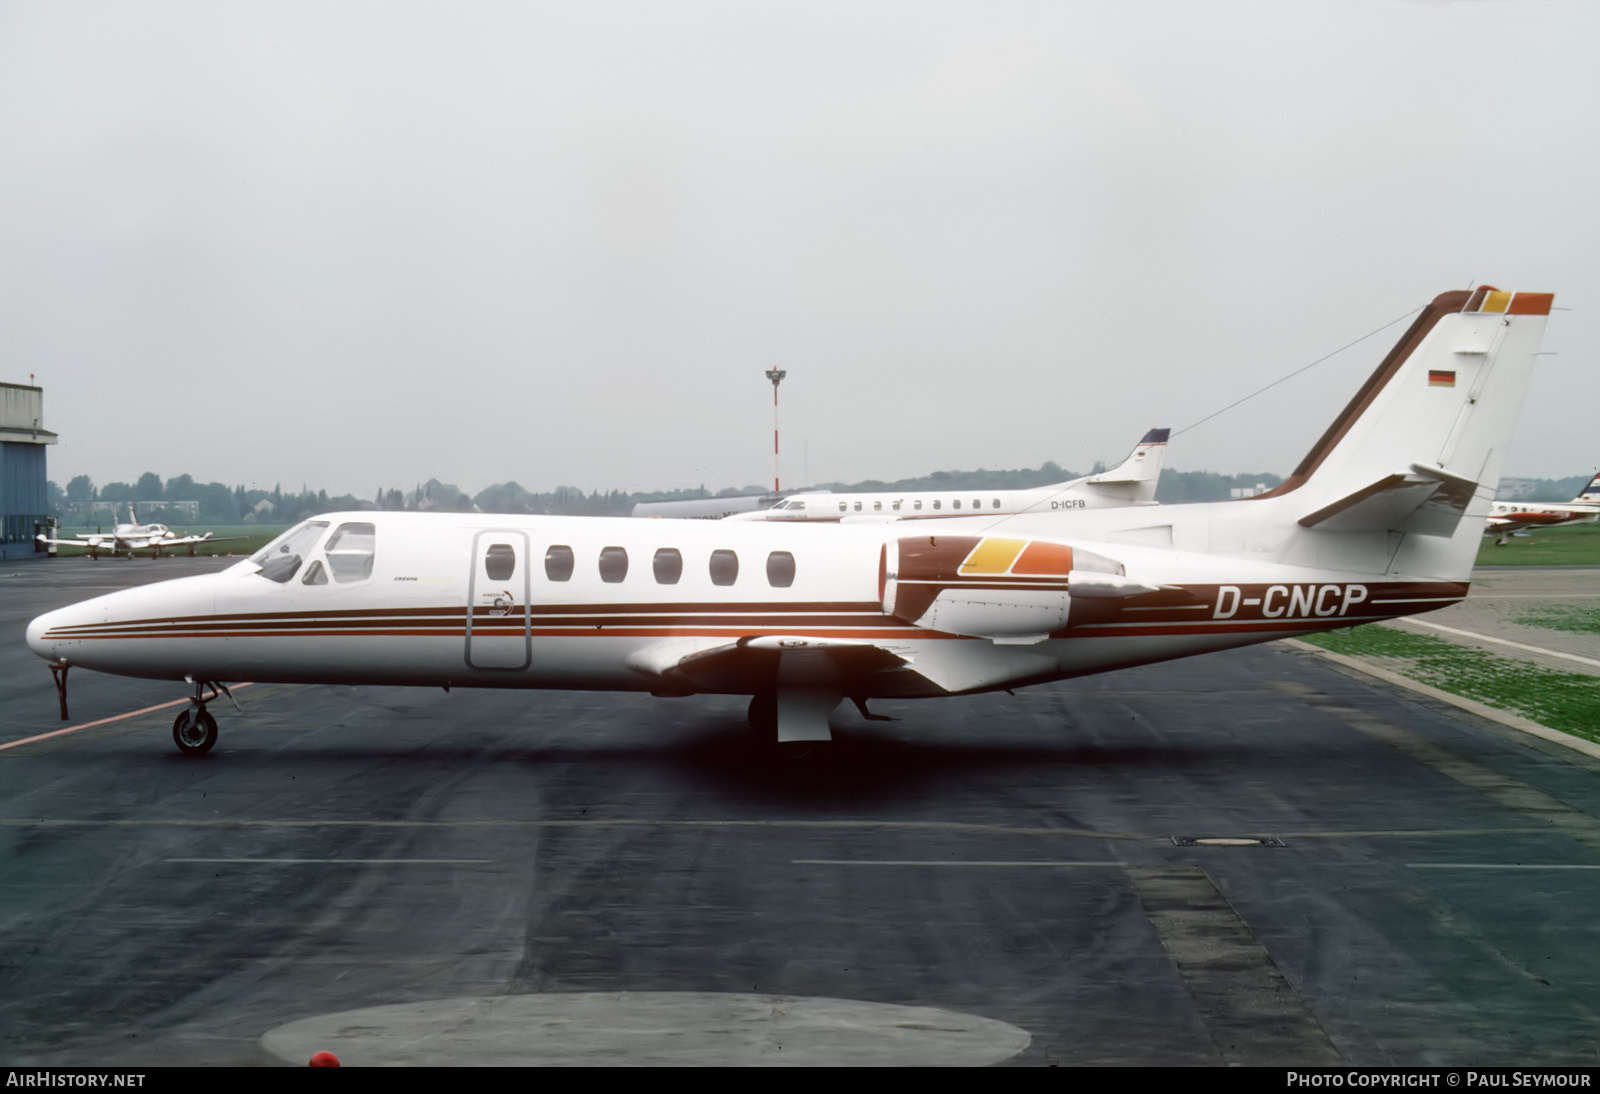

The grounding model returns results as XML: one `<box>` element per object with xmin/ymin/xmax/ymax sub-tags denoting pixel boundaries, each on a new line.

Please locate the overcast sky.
<box><xmin>2</xmin><ymin>1</ymin><xmax>1596</xmax><ymax>499</ymax></box>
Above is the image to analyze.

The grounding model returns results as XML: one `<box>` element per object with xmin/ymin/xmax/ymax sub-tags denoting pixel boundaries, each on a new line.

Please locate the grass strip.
<box><xmin>1474</xmin><ymin>522</ymin><xmax>1600</xmax><ymax>567</ymax></box>
<box><xmin>1301</xmin><ymin>625</ymin><xmax>1600</xmax><ymax>742</ymax></box>
<box><xmin>1513</xmin><ymin>607</ymin><xmax>1600</xmax><ymax>635</ymax></box>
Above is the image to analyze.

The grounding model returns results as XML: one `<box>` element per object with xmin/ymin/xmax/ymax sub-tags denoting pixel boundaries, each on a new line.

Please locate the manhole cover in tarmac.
<box><xmin>260</xmin><ymin>991</ymin><xmax>1032</xmax><ymax>1066</ymax></box>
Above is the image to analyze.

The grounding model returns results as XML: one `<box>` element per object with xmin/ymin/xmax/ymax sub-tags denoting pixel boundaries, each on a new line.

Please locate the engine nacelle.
<box><xmin>879</xmin><ymin>534</ymin><xmax>1154</xmax><ymax>643</ymax></box>
<box><xmin>880</xmin><ymin>534</ymin><xmax>1070</xmax><ymax>642</ymax></box>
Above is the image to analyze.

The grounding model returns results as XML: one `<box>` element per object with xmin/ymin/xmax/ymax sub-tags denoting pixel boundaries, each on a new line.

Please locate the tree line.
<box><xmin>46</xmin><ymin>466</ymin><xmax>1598</xmax><ymax>526</ymax></box>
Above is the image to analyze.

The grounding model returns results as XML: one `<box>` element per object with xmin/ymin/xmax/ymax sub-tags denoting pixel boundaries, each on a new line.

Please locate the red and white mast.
<box><xmin>764</xmin><ymin>367</ymin><xmax>787</xmax><ymax>493</ymax></box>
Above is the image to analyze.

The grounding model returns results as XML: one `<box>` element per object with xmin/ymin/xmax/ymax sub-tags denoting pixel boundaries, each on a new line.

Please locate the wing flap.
<box><xmin>625</xmin><ymin>635</ymin><xmax>914</xmax><ymax>693</ymax></box>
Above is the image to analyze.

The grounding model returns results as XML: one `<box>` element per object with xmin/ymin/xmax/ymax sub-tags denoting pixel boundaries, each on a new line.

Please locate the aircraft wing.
<box><xmin>625</xmin><ymin>635</ymin><xmax>913</xmax><ymax>694</ymax></box>
<box><xmin>35</xmin><ymin>535</ymin><xmax>103</xmax><ymax>548</ymax></box>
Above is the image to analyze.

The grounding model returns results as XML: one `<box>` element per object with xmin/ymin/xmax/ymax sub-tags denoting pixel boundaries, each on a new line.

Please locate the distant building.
<box><xmin>1229</xmin><ymin>483</ymin><xmax>1270</xmax><ymax>500</ymax></box>
<box><xmin>0</xmin><ymin>381</ymin><xmax>59</xmax><ymax>560</ymax></box>
<box><xmin>135</xmin><ymin>499</ymin><xmax>199</xmax><ymax>518</ymax></box>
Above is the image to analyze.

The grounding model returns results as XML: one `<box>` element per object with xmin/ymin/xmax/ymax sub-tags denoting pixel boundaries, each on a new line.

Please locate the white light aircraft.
<box><xmin>724</xmin><ymin>429</ymin><xmax>1169</xmax><ymax>523</ymax></box>
<box><xmin>36</xmin><ymin>505</ymin><xmax>237</xmax><ymax>559</ymax></box>
<box><xmin>1483</xmin><ymin>472</ymin><xmax>1600</xmax><ymax>545</ymax></box>
<box><xmin>26</xmin><ymin>286</ymin><xmax>1553</xmax><ymax>756</ymax></box>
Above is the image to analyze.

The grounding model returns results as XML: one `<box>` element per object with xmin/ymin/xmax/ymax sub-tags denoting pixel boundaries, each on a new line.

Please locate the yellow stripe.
<box><xmin>1482</xmin><ymin>290</ymin><xmax>1511</xmax><ymax>314</ymax></box>
<box><xmin>958</xmin><ymin>537</ymin><xmax>1028</xmax><ymax>575</ymax></box>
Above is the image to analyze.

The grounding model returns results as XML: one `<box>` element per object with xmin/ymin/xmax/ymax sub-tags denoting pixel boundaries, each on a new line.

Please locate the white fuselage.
<box><xmin>25</xmin><ymin>507</ymin><xmax>1468</xmax><ymax>701</ymax></box>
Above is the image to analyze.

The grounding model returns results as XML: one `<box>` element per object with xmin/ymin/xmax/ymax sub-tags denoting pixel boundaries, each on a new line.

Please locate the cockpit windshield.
<box><xmin>249</xmin><ymin>520</ymin><xmax>330</xmax><ymax>584</ymax></box>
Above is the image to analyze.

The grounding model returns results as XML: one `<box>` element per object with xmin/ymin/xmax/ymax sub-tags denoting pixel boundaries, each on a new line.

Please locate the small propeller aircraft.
<box><xmin>725</xmin><ymin>428</ymin><xmax>1169</xmax><ymax>523</ymax></box>
<box><xmin>36</xmin><ymin>505</ymin><xmax>238</xmax><ymax>559</ymax></box>
<box><xmin>26</xmin><ymin>286</ymin><xmax>1554</xmax><ymax>755</ymax></box>
<box><xmin>1484</xmin><ymin>471</ymin><xmax>1600</xmax><ymax>545</ymax></box>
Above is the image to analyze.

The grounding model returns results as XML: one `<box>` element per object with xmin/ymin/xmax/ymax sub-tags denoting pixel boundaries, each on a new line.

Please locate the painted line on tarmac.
<box><xmin>793</xmin><ymin>859</ymin><xmax>1122</xmax><ymax>867</ymax></box>
<box><xmin>0</xmin><ymin>683</ymin><xmax>255</xmax><ymax>753</ymax></box>
<box><xmin>167</xmin><ymin>857</ymin><xmax>493</xmax><ymax>865</ymax></box>
<box><xmin>1407</xmin><ymin>863</ymin><xmax>1600</xmax><ymax>870</ymax></box>
<box><xmin>1398</xmin><ymin>618</ymin><xmax>1600</xmax><ymax>671</ymax></box>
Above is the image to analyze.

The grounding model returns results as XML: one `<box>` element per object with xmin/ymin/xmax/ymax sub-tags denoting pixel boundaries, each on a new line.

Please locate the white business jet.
<box><xmin>26</xmin><ymin>286</ymin><xmax>1553</xmax><ymax>756</ymax></box>
<box><xmin>37</xmin><ymin>505</ymin><xmax>233</xmax><ymax>559</ymax></box>
<box><xmin>726</xmin><ymin>428</ymin><xmax>1169</xmax><ymax>523</ymax></box>
<box><xmin>1483</xmin><ymin>471</ymin><xmax>1600</xmax><ymax>545</ymax></box>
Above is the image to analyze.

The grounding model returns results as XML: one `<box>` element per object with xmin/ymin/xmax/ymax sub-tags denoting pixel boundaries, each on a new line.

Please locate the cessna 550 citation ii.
<box><xmin>726</xmin><ymin>428</ymin><xmax>1169</xmax><ymax>523</ymax></box>
<box><xmin>26</xmin><ymin>287</ymin><xmax>1553</xmax><ymax>755</ymax></box>
<box><xmin>1484</xmin><ymin>471</ymin><xmax>1600</xmax><ymax>545</ymax></box>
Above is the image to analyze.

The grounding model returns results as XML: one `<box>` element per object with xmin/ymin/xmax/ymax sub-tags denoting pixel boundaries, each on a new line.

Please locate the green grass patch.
<box><xmin>1513</xmin><ymin>607</ymin><xmax>1600</xmax><ymax>635</ymax></box>
<box><xmin>1475</xmin><ymin>521</ymin><xmax>1600</xmax><ymax>567</ymax></box>
<box><xmin>1302</xmin><ymin>624</ymin><xmax>1600</xmax><ymax>741</ymax></box>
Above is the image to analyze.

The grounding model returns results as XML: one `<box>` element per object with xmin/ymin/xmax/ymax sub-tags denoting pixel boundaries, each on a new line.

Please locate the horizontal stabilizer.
<box><xmin>1297</xmin><ymin>463</ymin><xmax>1478</xmax><ymax>537</ymax></box>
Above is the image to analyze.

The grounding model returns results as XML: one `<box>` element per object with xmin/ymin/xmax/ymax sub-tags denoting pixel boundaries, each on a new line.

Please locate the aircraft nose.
<box><xmin>26</xmin><ymin>607</ymin><xmax>68</xmax><ymax>662</ymax></box>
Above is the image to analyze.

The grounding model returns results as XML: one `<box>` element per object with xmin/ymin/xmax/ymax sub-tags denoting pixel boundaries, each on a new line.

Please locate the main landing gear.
<box><xmin>172</xmin><ymin>679</ymin><xmax>238</xmax><ymax>756</ymax></box>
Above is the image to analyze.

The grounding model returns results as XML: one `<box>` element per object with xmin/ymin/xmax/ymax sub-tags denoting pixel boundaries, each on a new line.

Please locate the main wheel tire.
<box><xmin>172</xmin><ymin>708</ymin><xmax>218</xmax><ymax>755</ymax></box>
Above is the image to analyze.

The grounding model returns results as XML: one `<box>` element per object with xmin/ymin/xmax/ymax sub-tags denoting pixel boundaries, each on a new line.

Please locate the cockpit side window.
<box><xmin>325</xmin><ymin>522</ymin><xmax>377</xmax><ymax>583</ymax></box>
<box><xmin>301</xmin><ymin>560</ymin><xmax>328</xmax><ymax>585</ymax></box>
<box><xmin>251</xmin><ymin>520</ymin><xmax>330</xmax><ymax>584</ymax></box>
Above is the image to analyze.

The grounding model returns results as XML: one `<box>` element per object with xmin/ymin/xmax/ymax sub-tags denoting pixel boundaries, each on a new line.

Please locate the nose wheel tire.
<box><xmin>173</xmin><ymin>708</ymin><xmax>218</xmax><ymax>755</ymax></box>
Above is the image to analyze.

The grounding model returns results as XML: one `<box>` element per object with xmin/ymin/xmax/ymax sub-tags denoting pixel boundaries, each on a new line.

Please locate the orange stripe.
<box><xmin>0</xmin><ymin>684</ymin><xmax>255</xmax><ymax>753</ymax></box>
<box><xmin>1507</xmin><ymin>292</ymin><xmax>1554</xmax><ymax>316</ymax></box>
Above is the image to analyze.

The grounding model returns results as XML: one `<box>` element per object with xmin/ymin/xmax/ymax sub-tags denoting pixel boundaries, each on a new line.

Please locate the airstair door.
<box><xmin>465</xmin><ymin>530</ymin><xmax>531</xmax><ymax>671</ymax></box>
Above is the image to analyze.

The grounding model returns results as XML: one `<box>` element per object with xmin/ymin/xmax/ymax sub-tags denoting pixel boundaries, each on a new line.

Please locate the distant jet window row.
<box><xmin>543</xmin><ymin>545</ymin><xmax>796</xmax><ymax>588</ymax></box>
<box><xmin>832</xmin><ymin>497</ymin><xmax>1008</xmax><ymax>515</ymax></box>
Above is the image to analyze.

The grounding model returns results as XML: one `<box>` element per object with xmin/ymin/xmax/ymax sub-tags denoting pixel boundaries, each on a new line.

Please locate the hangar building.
<box><xmin>1</xmin><ymin>381</ymin><xmax>58</xmax><ymax>561</ymax></box>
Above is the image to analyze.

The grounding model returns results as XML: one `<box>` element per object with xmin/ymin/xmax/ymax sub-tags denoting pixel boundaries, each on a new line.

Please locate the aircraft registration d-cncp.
<box><xmin>27</xmin><ymin>287</ymin><xmax>1554</xmax><ymax>755</ymax></box>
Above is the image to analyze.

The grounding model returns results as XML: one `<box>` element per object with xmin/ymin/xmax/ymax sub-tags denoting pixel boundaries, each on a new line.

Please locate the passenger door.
<box><xmin>465</xmin><ymin>530</ymin><xmax>531</xmax><ymax>671</ymax></box>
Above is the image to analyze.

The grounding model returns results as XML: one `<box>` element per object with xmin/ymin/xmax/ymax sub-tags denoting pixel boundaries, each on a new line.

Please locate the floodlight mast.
<box><xmin>765</xmin><ymin>367</ymin><xmax>787</xmax><ymax>493</ymax></box>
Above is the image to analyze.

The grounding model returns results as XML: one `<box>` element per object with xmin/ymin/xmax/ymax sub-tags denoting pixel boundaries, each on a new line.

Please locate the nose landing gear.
<box><xmin>172</xmin><ymin>679</ymin><xmax>239</xmax><ymax>756</ymax></box>
<box><xmin>173</xmin><ymin>707</ymin><xmax>218</xmax><ymax>755</ymax></box>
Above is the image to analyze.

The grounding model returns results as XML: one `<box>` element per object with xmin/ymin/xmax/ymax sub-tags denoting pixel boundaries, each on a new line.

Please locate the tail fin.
<box><xmin>1268</xmin><ymin>287</ymin><xmax>1552</xmax><ymax>575</ymax></box>
<box><xmin>1576</xmin><ymin>471</ymin><xmax>1600</xmax><ymax>504</ymax></box>
<box><xmin>1079</xmin><ymin>428</ymin><xmax>1169</xmax><ymax>502</ymax></box>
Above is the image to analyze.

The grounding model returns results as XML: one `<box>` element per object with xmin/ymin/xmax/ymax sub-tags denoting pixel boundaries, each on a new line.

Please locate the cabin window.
<box><xmin>892</xmin><ymin>501</ymin><xmax>901</xmax><ymax>511</ymax></box>
<box><xmin>953</xmin><ymin>500</ymin><xmax>961</xmax><ymax>510</ymax></box>
<box><xmin>326</xmin><ymin>522</ymin><xmax>377</xmax><ymax>582</ymax></box>
<box><xmin>873</xmin><ymin>501</ymin><xmax>882</xmax><ymax>511</ymax></box>
<box><xmin>484</xmin><ymin>543</ymin><xmax>516</xmax><ymax>581</ymax></box>
<box><xmin>853</xmin><ymin>501</ymin><xmax>862</xmax><ymax>512</ymax></box>
<box><xmin>766</xmin><ymin>551</ymin><xmax>796</xmax><ymax>588</ymax></box>
<box><xmin>653</xmin><ymin>548</ymin><xmax>683</xmax><ymax>584</ymax></box>
<box><xmin>932</xmin><ymin>500</ymin><xmax>941</xmax><ymax>510</ymax></box>
<box><xmin>709</xmin><ymin>549</ymin><xmax>739</xmax><ymax>586</ymax></box>
<box><xmin>992</xmin><ymin>498</ymin><xmax>1001</xmax><ymax>509</ymax></box>
<box><xmin>839</xmin><ymin>502</ymin><xmax>847</xmax><ymax>513</ymax></box>
<box><xmin>545</xmin><ymin>544</ymin><xmax>574</xmax><ymax>582</ymax></box>
<box><xmin>599</xmin><ymin>546</ymin><xmax>629</xmax><ymax>583</ymax></box>
<box><xmin>972</xmin><ymin>499</ymin><xmax>981</xmax><ymax>509</ymax></box>
<box><xmin>250</xmin><ymin>520</ymin><xmax>329</xmax><ymax>583</ymax></box>
<box><xmin>300</xmin><ymin>560</ymin><xmax>328</xmax><ymax>586</ymax></box>
<box><xmin>913</xmin><ymin>500</ymin><xmax>922</xmax><ymax>511</ymax></box>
